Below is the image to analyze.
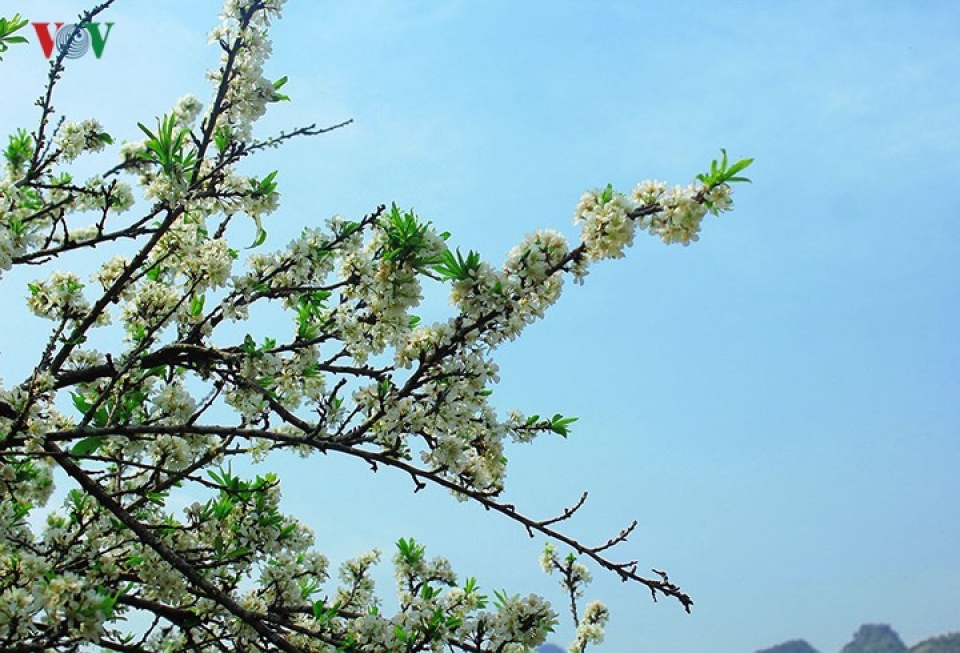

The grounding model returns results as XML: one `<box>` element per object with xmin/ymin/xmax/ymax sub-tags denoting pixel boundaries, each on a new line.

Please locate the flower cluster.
<box><xmin>56</xmin><ymin>119</ymin><xmax>110</xmax><ymax>162</ymax></box>
<box><xmin>0</xmin><ymin>181</ymin><xmax>45</xmax><ymax>277</ymax></box>
<box><xmin>541</xmin><ymin>543</ymin><xmax>609</xmax><ymax>652</ymax></box>
<box><xmin>208</xmin><ymin>0</ymin><xmax>288</xmax><ymax>141</ymax></box>
<box><xmin>575</xmin><ymin>173</ymin><xmax>742</xmax><ymax>268</ymax></box>
<box><xmin>570</xmin><ymin>600</ymin><xmax>610</xmax><ymax>652</ymax></box>
<box><xmin>574</xmin><ymin>187</ymin><xmax>636</xmax><ymax>261</ymax></box>
<box><xmin>26</xmin><ymin>270</ymin><xmax>92</xmax><ymax>321</ymax></box>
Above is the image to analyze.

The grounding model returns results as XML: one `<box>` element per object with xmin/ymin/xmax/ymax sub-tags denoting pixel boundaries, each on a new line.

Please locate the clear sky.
<box><xmin>3</xmin><ymin>1</ymin><xmax>959</xmax><ymax>652</ymax></box>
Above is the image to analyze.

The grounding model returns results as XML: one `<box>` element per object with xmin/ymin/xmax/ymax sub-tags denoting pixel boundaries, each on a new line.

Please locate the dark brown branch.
<box><xmin>538</xmin><ymin>491</ymin><xmax>589</xmax><ymax>527</ymax></box>
<box><xmin>41</xmin><ymin>441</ymin><xmax>307</xmax><ymax>652</ymax></box>
<box><xmin>40</xmin><ymin>422</ymin><xmax>693</xmax><ymax>612</ymax></box>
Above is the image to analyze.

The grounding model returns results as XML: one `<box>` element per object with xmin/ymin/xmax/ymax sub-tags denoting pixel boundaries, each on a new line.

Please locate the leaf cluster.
<box><xmin>4</xmin><ymin>128</ymin><xmax>33</xmax><ymax>172</ymax></box>
<box><xmin>137</xmin><ymin>114</ymin><xmax>198</xmax><ymax>181</ymax></box>
<box><xmin>432</xmin><ymin>247</ymin><xmax>482</xmax><ymax>282</ymax></box>
<box><xmin>696</xmin><ymin>148</ymin><xmax>754</xmax><ymax>186</ymax></box>
<box><xmin>526</xmin><ymin>413</ymin><xmax>579</xmax><ymax>437</ymax></box>
<box><xmin>380</xmin><ymin>203</ymin><xmax>448</xmax><ymax>270</ymax></box>
<box><xmin>0</xmin><ymin>13</ymin><xmax>28</xmax><ymax>61</ymax></box>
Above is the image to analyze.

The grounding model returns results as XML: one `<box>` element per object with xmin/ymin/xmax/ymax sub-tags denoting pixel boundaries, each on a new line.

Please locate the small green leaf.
<box><xmin>312</xmin><ymin>600</ymin><xmax>325</xmax><ymax>620</ymax></box>
<box><xmin>214</xmin><ymin>125</ymin><xmax>232</xmax><ymax>152</ymax></box>
<box><xmin>144</xmin><ymin>491</ymin><xmax>167</xmax><ymax>506</ymax></box>
<box><xmin>549</xmin><ymin>413</ymin><xmax>578</xmax><ymax>437</ymax></box>
<box><xmin>99</xmin><ymin>590</ymin><xmax>119</xmax><ymax>618</ymax></box>
<box><xmin>71</xmin><ymin>392</ymin><xmax>92</xmax><ymax>414</ymax></box>
<box><xmin>72</xmin><ymin>436</ymin><xmax>104</xmax><ymax>457</ymax></box>
<box><xmin>136</xmin><ymin>121</ymin><xmax>157</xmax><ymax>142</ymax></box>
<box><xmin>0</xmin><ymin>14</ymin><xmax>30</xmax><ymax>61</ymax></box>
<box><xmin>190</xmin><ymin>294</ymin><xmax>205</xmax><ymax>317</ymax></box>
<box><xmin>726</xmin><ymin>157</ymin><xmax>754</xmax><ymax>176</ymax></box>
<box><xmin>253</xmin><ymin>170</ymin><xmax>279</xmax><ymax>196</ymax></box>
<box><xmin>600</xmin><ymin>183</ymin><xmax>615</xmax><ymax>204</ymax></box>
<box><xmin>270</xmin><ymin>75</ymin><xmax>291</xmax><ymax>101</ymax></box>
<box><xmin>432</xmin><ymin>248</ymin><xmax>481</xmax><ymax>282</ymax></box>
<box><xmin>248</xmin><ymin>214</ymin><xmax>268</xmax><ymax>249</ymax></box>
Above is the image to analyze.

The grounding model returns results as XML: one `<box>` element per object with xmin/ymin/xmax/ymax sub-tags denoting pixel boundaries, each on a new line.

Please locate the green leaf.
<box><xmin>93</xmin><ymin>406</ymin><xmax>109</xmax><ymax>428</ymax></box>
<box><xmin>253</xmin><ymin>170</ymin><xmax>279</xmax><ymax>196</ymax></box>
<box><xmin>4</xmin><ymin>128</ymin><xmax>33</xmax><ymax>170</ymax></box>
<box><xmin>144</xmin><ymin>491</ymin><xmax>168</xmax><ymax>506</ymax></box>
<box><xmin>240</xmin><ymin>334</ymin><xmax>258</xmax><ymax>355</ymax></box>
<box><xmin>136</xmin><ymin>114</ymin><xmax>196</xmax><ymax>180</ymax></box>
<box><xmin>99</xmin><ymin>589</ymin><xmax>119</xmax><ymax>618</ymax></box>
<box><xmin>248</xmin><ymin>213</ymin><xmax>268</xmax><ymax>249</ymax></box>
<box><xmin>699</xmin><ymin>149</ymin><xmax>754</xmax><ymax>186</ymax></box>
<box><xmin>136</xmin><ymin>121</ymin><xmax>158</xmax><ymax>143</ymax></box>
<box><xmin>549</xmin><ymin>413</ymin><xmax>578</xmax><ymax>437</ymax></box>
<box><xmin>379</xmin><ymin>203</ymin><xmax>446</xmax><ymax>270</ymax></box>
<box><xmin>432</xmin><ymin>247</ymin><xmax>481</xmax><ymax>282</ymax></box>
<box><xmin>71</xmin><ymin>392</ymin><xmax>92</xmax><ymax>414</ymax></box>
<box><xmin>214</xmin><ymin>125</ymin><xmax>232</xmax><ymax>152</ymax></box>
<box><xmin>226</xmin><ymin>546</ymin><xmax>250</xmax><ymax>560</ymax></box>
<box><xmin>0</xmin><ymin>14</ymin><xmax>29</xmax><ymax>61</ymax></box>
<box><xmin>190</xmin><ymin>294</ymin><xmax>205</xmax><ymax>317</ymax></box>
<box><xmin>72</xmin><ymin>436</ymin><xmax>104</xmax><ymax>457</ymax></box>
<box><xmin>492</xmin><ymin>589</ymin><xmax>512</xmax><ymax>610</ymax></box>
<box><xmin>600</xmin><ymin>183</ymin><xmax>615</xmax><ymax>204</ymax></box>
<box><xmin>270</xmin><ymin>75</ymin><xmax>291</xmax><ymax>102</ymax></box>
<box><xmin>396</xmin><ymin>537</ymin><xmax>425</xmax><ymax>564</ymax></box>
<box><xmin>145</xmin><ymin>264</ymin><xmax>163</xmax><ymax>282</ymax></box>
<box><xmin>726</xmin><ymin>157</ymin><xmax>754</xmax><ymax>176</ymax></box>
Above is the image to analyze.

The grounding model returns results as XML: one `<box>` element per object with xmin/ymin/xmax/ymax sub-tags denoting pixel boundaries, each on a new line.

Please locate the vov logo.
<box><xmin>32</xmin><ymin>22</ymin><xmax>114</xmax><ymax>59</ymax></box>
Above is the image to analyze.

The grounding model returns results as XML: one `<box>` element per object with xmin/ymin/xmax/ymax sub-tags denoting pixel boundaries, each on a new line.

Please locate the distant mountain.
<box><xmin>760</xmin><ymin>624</ymin><xmax>960</xmax><ymax>653</ymax></box>
<box><xmin>840</xmin><ymin>624</ymin><xmax>907</xmax><ymax>653</ymax></box>
<box><xmin>756</xmin><ymin>640</ymin><xmax>820</xmax><ymax>653</ymax></box>
<box><xmin>910</xmin><ymin>633</ymin><xmax>960</xmax><ymax>653</ymax></box>
<box><xmin>546</xmin><ymin>624</ymin><xmax>959</xmax><ymax>653</ymax></box>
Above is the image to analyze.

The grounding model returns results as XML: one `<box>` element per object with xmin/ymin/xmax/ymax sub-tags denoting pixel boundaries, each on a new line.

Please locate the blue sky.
<box><xmin>3</xmin><ymin>1</ymin><xmax>959</xmax><ymax>651</ymax></box>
